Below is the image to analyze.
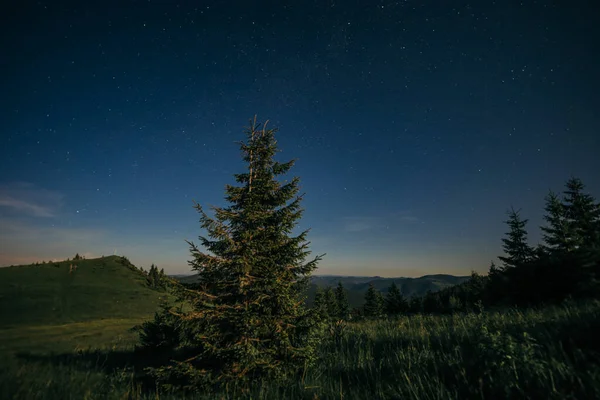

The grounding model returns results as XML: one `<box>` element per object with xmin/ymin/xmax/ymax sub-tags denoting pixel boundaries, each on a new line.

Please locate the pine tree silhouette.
<box><xmin>384</xmin><ymin>282</ymin><xmax>407</xmax><ymax>315</ymax></box>
<box><xmin>335</xmin><ymin>282</ymin><xmax>350</xmax><ymax>320</ymax></box>
<box><xmin>364</xmin><ymin>283</ymin><xmax>384</xmax><ymax>317</ymax></box>
<box><xmin>498</xmin><ymin>207</ymin><xmax>534</xmax><ymax>269</ymax></box>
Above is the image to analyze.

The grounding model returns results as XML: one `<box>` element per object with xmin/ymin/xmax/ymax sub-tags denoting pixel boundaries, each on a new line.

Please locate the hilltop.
<box><xmin>0</xmin><ymin>255</ymin><xmax>167</xmax><ymax>328</ymax></box>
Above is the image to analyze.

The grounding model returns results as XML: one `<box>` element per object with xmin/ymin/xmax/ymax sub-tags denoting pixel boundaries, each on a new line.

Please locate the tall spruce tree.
<box><xmin>363</xmin><ymin>283</ymin><xmax>384</xmax><ymax>317</ymax></box>
<box><xmin>334</xmin><ymin>282</ymin><xmax>350</xmax><ymax>320</ymax></box>
<box><xmin>560</xmin><ymin>178</ymin><xmax>600</xmax><ymax>297</ymax></box>
<box><xmin>498</xmin><ymin>207</ymin><xmax>534</xmax><ymax>269</ymax></box>
<box><xmin>563</xmin><ymin>177</ymin><xmax>600</xmax><ymax>250</ymax></box>
<box><xmin>384</xmin><ymin>282</ymin><xmax>407</xmax><ymax>315</ymax></box>
<box><xmin>541</xmin><ymin>191</ymin><xmax>575</xmax><ymax>254</ymax></box>
<box><xmin>143</xmin><ymin>118</ymin><xmax>323</xmax><ymax>389</ymax></box>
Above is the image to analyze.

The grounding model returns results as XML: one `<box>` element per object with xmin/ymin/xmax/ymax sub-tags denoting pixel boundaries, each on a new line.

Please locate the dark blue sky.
<box><xmin>1</xmin><ymin>1</ymin><xmax>599</xmax><ymax>276</ymax></box>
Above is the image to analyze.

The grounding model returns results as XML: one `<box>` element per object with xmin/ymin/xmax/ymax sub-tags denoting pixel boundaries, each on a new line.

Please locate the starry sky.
<box><xmin>1</xmin><ymin>1</ymin><xmax>599</xmax><ymax>276</ymax></box>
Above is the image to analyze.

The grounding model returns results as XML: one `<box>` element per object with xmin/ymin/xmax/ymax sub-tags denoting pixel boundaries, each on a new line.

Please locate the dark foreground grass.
<box><xmin>1</xmin><ymin>299</ymin><xmax>599</xmax><ymax>399</ymax></box>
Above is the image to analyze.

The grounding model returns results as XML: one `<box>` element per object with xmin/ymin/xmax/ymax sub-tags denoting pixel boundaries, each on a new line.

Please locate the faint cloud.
<box><xmin>398</xmin><ymin>215</ymin><xmax>419</xmax><ymax>223</ymax></box>
<box><xmin>0</xmin><ymin>182</ymin><xmax>63</xmax><ymax>218</ymax></box>
<box><xmin>391</xmin><ymin>210</ymin><xmax>421</xmax><ymax>223</ymax></box>
<box><xmin>0</xmin><ymin>196</ymin><xmax>55</xmax><ymax>217</ymax></box>
<box><xmin>342</xmin><ymin>216</ymin><xmax>383</xmax><ymax>233</ymax></box>
<box><xmin>342</xmin><ymin>211</ymin><xmax>420</xmax><ymax>233</ymax></box>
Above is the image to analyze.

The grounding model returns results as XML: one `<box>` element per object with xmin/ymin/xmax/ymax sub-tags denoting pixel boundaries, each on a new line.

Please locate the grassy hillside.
<box><xmin>0</xmin><ymin>256</ymin><xmax>167</xmax><ymax>328</ymax></box>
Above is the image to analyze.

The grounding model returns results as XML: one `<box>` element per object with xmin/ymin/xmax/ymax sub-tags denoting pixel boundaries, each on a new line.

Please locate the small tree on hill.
<box><xmin>363</xmin><ymin>283</ymin><xmax>384</xmax><ymax>317</ymax></box>
<box><xmin>384</xmin><ymin>282</ymin><xmax>407</xmax><ymax>315</ymax></box>
<box><xmin>335</xmin><ymin>281</ymin><xmax>350</xmax><ymax>320</ymax></box>
<box><xmin>142</xmin><ymin>117</ymin><xmax>324</xmax><ymax>389</ymax></box>
<box><xmin>146</xmin><ymin>264</ymin><xmax>163</xmax><ymax>288</ymax></box>
<box><xmin>498</xmin><ymin>207</ymin><xmax>534</xmax><ymax>269</ymax></box>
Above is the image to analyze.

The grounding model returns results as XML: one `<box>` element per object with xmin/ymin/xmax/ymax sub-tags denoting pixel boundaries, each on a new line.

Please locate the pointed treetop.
<box><xmin>498</xmin><ymin>206</ymin><xmax>534</xmax><ymax>269</ymax></box>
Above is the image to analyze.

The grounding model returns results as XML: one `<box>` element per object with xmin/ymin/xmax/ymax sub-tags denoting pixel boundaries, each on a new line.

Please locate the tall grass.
<box><xmin>1</xmin><ymin>300</ymin><xmax>599</xmax><ymax>399</ymax></box>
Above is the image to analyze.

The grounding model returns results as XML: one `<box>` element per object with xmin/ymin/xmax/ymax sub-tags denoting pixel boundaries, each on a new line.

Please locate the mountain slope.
<box><xmin>0</xmin><ymin>256</ymin><xmax>166</xmax><ymax>328</ymax></box>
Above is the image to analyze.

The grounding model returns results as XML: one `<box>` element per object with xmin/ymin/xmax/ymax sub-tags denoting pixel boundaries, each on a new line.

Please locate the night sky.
<box><xmin>1</xmin><ymin>1</ymin><xmax>599</xmax><ymax>276</ymax></box>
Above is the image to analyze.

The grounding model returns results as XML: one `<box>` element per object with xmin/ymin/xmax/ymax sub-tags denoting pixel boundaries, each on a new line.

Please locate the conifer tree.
<box><xmin>384</xmin><ymin>281</ymin><xmax>407</xmax><ymax>315</ymax></box>
<box><xmin>541</xmin><ymin>191</ymin><xmax>574</xmax><ymax>254</ymax></box>
<box><xmin>143</xmin><ymin>117</ymin><xmax>323</xmax><ymax>389</ymax></box>
<box><xmin>559</xmin><ymin>178</ymin><xmax>600</xmax><ymax>297</ymax></box>
<box><xmin>323</xmin><ymin>286</ymin><xmax>339</xmax><ymax>319</ymax></box>
<box><xmin>147</xmin><ymin>264</ymin><xmax>161</xmax><ymax>288</ymax></box>
<box><xmin>313</xmin><ymin>288</ymin><xmax>329</xmax><ymax>320</ymax></box>
<box><xmin>423</xmin><ymin>290</ymin><xmax>443</xmax><ymax>313</ymax></box>
<box><xmin>485</xmin><ymin>261</ymin><xmax>505</xmax><ymax>303</ymax></box>
<box><xmin>363</xmin><ymin>283</ymin><xmax>384</xmax><ymax>317</ymax></box>
<box><xmin>334</xmin><ymin>281</ymin><xmax>350</xmax><ymax>320</ymax></box>
<box><xmin>498</xmin><ymin>207</ymin><xmax>534</xmax><ymax>269</ymax></box>
<box><xmin>562</xmin><ymin>177</ymin><xmax>600</xmax><ymax>250</ymax></box>
<box><xmin>408</xmin><ymin>296</ymin><xmax>422</xmax><ymax>313</ymax></box>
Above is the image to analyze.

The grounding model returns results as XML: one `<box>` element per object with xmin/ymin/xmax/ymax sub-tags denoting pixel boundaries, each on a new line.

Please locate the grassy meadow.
<box><xmin>1</xmin><ymin>258</ymin><xmax>600</xmax><ymax>399</ymax></box>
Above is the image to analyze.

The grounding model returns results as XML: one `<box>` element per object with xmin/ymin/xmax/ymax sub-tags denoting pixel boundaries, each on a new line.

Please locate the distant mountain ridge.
<box><xmin>172</xmin><ymin>273</ymin><xmax>470</xmax><ymax>309</ymax></box>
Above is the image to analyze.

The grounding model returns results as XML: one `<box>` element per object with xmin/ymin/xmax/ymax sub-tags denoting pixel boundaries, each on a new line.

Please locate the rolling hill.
<box><xmin>0</xmin><ymin>255</ymin><xmax>167</xmax><ymax>328</ymax></box>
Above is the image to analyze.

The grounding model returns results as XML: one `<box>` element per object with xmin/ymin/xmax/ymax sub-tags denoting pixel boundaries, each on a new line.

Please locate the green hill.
<box><xmin>0</xmin><ymin>256</ymin><xmax>166</xmax><ymax>328</ymax></box>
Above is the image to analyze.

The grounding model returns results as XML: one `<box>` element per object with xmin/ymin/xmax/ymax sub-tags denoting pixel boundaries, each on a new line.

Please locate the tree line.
<box><xmin>139</xmin><ymin>263</ymin><xmax>168</xmax><ymax>289</ymax></box>
<box><xmin>399</xmin><ymin>177</ymin><xmax>600</xmax><ymax>314</ymax></box>
<box><xmin>313</xmin><ymin>281</ymin><xmax>409</xmax><ymax>320</ymax></box>
<box><xmin>313</xmin><ymin>177</ymin><xmax>599</xmax><ymax>318</ymax></box>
